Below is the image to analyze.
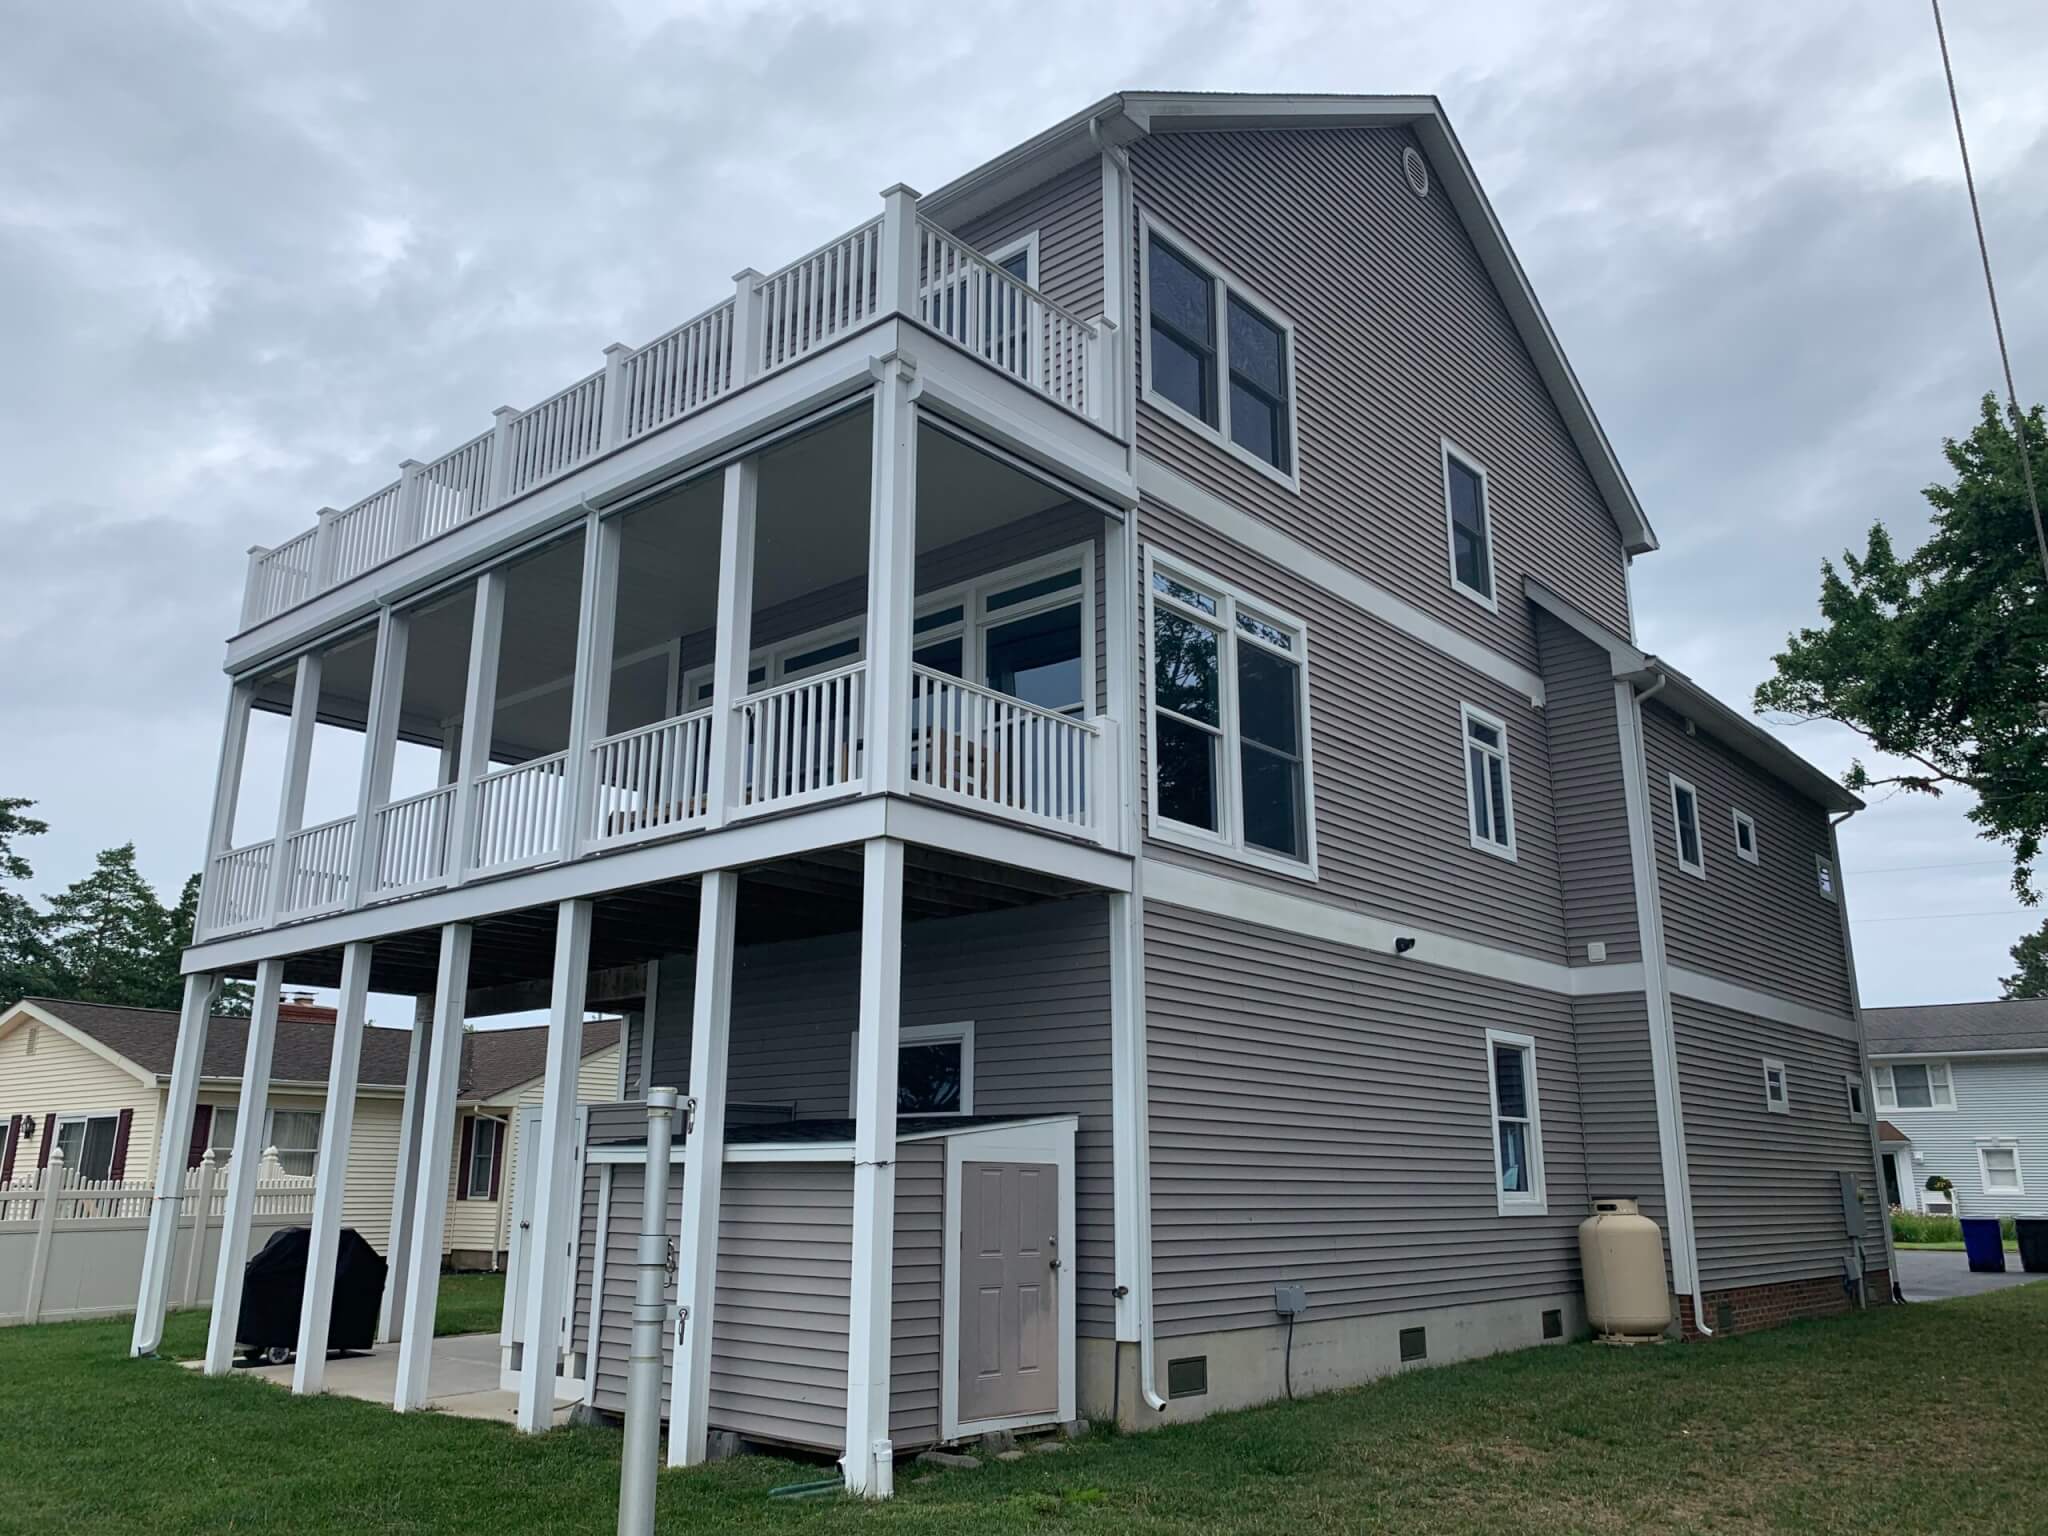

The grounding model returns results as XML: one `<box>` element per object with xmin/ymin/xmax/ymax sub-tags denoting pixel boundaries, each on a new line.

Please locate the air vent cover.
<box><xmin>1402</xmin><ymin>146</ymin><xmax>1430</xmax><ymax>198</ymax></box>
<box><xmin>1398</xmin><ymin>1326</ymin><xmax>1427</xmax><ymax>1362</ymax></box>
<box><xmin>1542</xmin><ymin>1308</ymin><xmax>1564</xmax><ymax>1340</ymax></box>
<box><xmin>1167</xmin><ymin>1355</ymin><xmax>1208</xmax><ymax>1398</ymax></box>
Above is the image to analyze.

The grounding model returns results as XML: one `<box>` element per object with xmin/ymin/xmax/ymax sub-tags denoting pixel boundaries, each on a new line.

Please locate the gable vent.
<box><xmin>1401</xmin><ymin>146</ymin><xmax>1430</xmax><ymax>198</ymax></box>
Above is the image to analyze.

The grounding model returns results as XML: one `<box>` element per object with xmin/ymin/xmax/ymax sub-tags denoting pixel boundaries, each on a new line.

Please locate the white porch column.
<box><xmin>350</xmin><ymin>607</ymin><xmax>411</xmax><ymax>907</ymax></box>
<box><xmin>265</xmin><ymin>650</ymin><xmax>325</xmax><ymax>925</ymax></box>
<box><xmin>668</xmin><ymin>868</ymin><xmax>739</xmax><ymax>1466</ymax></box>
<box><xmin>562</xmin><ymin>513</ymin><xmax>621</xmax><ymax>859</ymax></box>
<box><xmin>395</xmin><ymin>924</ymin><xmax>473</xmax><ymax>1411</ymax></box>
<box><xmin>864</xmin><ymin>357</ymin><xmax>918</xmax><ymax>797</ymax></box>
<box><xmin>448</xmin><ymin>571</ymin><xmax>507</xmax><ymax>886</ymax></box>
<box><xmin>293</xmin><ymin>940</ymin><xmax>372</xmax><ymax>1393</ymax></box>
<box><xmin>378</xmin><ymin>992</ymin><xmax>435</xmax><ymax>1344</ymax></box>
<box><xmin>704</xmin><ymin>459</ymin><xmax>758</xmax><ymax>826</ymax></box>
<box><xmin>514</xmin><ymin>898</ymin><xmax>594</xmax><ymax>1433</ymax></box>
<box><xmin>203</xmin><ymin>958</ymin><xmax>286</xmax><ymax>1375</ymax></box>
<box><xmin>843</xmin><ymin>836</ymin><xmax>904</xmax><ymax>1495</ymax></box>
<box><xmin>1102</xmin><ymin>512</ymin><xmax>1138</xmax><ymax>852</ymax></box>
<box><xmin>197</xmin><ymin>680</ymin><xmax>255</xmax><ymax>935</ymax></box>
<box><xmin>131</xmin><ymin>973</ymin><xmax>214</xmax><ymax>1356</ymax></box>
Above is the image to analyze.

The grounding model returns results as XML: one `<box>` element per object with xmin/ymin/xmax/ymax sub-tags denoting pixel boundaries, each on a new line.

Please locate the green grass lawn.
<box><xmin>430</xmin><ymin>1270</ymin><xmax>509</xmax><ymax>1337</ymax></box>
<box><xmin>8</xmin><ymin>1285</ymin><xmax>2047</xmax><ymax>1534</ymax></box>
<box><xmin>1897</xmin><ymin>1240</ymin><xmax>2020</xmax><ymax>1252</ymax></box>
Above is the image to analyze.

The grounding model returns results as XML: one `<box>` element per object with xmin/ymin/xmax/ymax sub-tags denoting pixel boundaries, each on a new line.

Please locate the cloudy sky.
<box><xmin>3</xmin><ymin>0</ymin><xmax>2044</xmax><ymax>1015</ymax></box>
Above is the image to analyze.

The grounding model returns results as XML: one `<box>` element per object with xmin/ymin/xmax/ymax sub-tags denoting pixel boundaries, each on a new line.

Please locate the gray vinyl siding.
<box><xmin>1534</xmin><ymin>612</ymin><xmax>1641</xmax><ymax>965</ymax></box>
<box><xmin>643</xmin><ymin>896</ymin><xmax>1115</xmax><ymax>1339</ymax></box>
<box><xmin>588</xmin><ymin>1160</ymin><xmax>680</xmax><ymax>1413</ymax></box>
<box><xmin>1641</xmin><ymin>704</ymin><xmax>1853</xmax><ymax>1015</ymax></box>
<box><xmin>891</xmin><ymin>1138</ymin><xmax>945</xmax><ymax>1445</ymax></box>
<box><xmin>1572</xmin><ymin>992</ymin><xmax>1672</xmax><ymax>1280</ymax></box>
<box><xmin>1129</xmin><ymin>126</ymin><xmax>1632</xmax><ymax>670</ymax></box>
<box><xmin>1878</xmin><ymin>1055</ymin><xmax>2048</xmax><ymax>1219</ymax></box>
<box><xmin>1144</xmin><ymin>900</ymin><xmax>1589</xmax><ymax>1337</ymax></box>
<box><xmin>953</xmin><ymin>160</ymin><xmax>1105</xmax><ymax>325</ymax></box>
<box><xmin>1672</xmin><ymin>996</ymin><xmax>1883</xmax><ymax>1289</ymax></box>
<box><xmin>1139</xmin><ymin>497</ymin><xmax>1568</xmax><ymax>961</ymax></box>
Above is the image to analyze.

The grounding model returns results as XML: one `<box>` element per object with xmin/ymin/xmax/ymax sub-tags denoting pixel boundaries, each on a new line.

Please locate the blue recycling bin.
<box><xmin>1961</xmin><ymin>1217</ymin><xmax>2006</xmax><ymax>1273</ymax></box>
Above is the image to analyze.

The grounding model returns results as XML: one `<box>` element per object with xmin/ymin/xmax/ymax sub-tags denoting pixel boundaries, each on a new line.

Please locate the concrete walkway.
<box><xmin>1896</xmin><ymin>1248</ymin><xmax>2048</xmax><ymax>1302</ymax></box>
<box><xmin>191</xmin><ymin>1332</ymin><xmax>576</xmax><ymax>1425</ymax></box>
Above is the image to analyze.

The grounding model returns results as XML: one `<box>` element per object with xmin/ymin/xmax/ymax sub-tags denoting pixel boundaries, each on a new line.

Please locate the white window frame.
<box><xmin>1843</xmin><ymin>1072</ymin><xmax>1868</xmax><ymax>1124</ymax></box>
<box><xmin>1140</xmin><ymin>214</ymin><xmax>1301</xmax><ymax>492</ymax></box>
<box><xmin>1459</xmin><ymin>702</ymin><xmax>1517</xmax><ymax>861</ymax></box>
<box><xmin>1815</xmin><ymin>852</ymin><xmax>1838</xmax><ymax>903</ymax></box>
<box><xmin>52</xmin><ymin>1112</ymin><xmax>122</xmax><ymax>1180</ymax></box>
<box><xmin>1977</xmin><ymin>1139</ymin><xmax>2025</xmax><ymax>1196</ymax></box>
<box><xmin>1668</xmin><ymin>774</ymin><xmax>1706</xmax><ymax>879</ymax></box>
<box><xmin>1873</xmin><ymin>1060</ymin><xmax>1955</xmax><ymax>1112</ymax></box>
<box><xmin>1483</xmin><ymin>1029</ymin><xmax>1547</xmax><ymax>1215</ymax></box>
<box><xmin>848</xmin><ymin>1021</ymin><xmax>975</xmax><ymax>1118</ymax></box>
<box><xmin>1761</xmin><ymin>1057</ymin><xmax>1790</xmax><ymax>1115</ymax></box>
<box><xmin>1440</xmin><ymin>440</ymin><xmax>1499</xmax><ymax>613</ymax></box>
<box><xmin>1732</xmin><ymin>808</ymin><xmax>1759</xmax><ymax>865</ymax></box>
<box><xmin>462</xmin><ymin>1114</ymin><xmax>502</xmax><ymax>1201</ymax></box>
<box><xmin>986</xmin><ymin>230</ymin><xmax>1039</xmax><ymax>285</ymax></box>
<box><xmin>1143</xmin><ymin>549</ymin><xmax>1319</xmax><ymax>880</ymax></box>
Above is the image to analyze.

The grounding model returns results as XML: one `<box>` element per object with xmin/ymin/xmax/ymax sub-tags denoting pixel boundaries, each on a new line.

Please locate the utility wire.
<box><xmin>1930</xmin><ymin>0</ymin><xmax>2048</xmax><ymax>593</ymax></box>
<box><xmin>1851</xmin><ymin>908</ymin><xmax>2029</xmax><ymax>925</ymax></box>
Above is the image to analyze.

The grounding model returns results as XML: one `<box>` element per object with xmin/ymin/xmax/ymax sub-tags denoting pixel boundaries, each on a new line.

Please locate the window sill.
<box><xmin>1142</xmin><ymin>388</ymin><xmax>1302</xmax><ymax>495</ymax></box>
<box><xmin>1450</xmin><ymin>575</ymin><xmax>1499</xmax><ymax>616</ymax></box>
<box><xmin>1496</xmin><ymin>1195</ymin><xmax>1549</xmax><ymax>1218</ymax></box>
<box><xmin>1468</xmin><ymin>834</ymin><xmax>1518</xmax><ymax>864</ymax></box>
<box><xmin>1147</xmin><ymin>815</ymin><xmax>1319</xmax><ymax>884</ymax></box>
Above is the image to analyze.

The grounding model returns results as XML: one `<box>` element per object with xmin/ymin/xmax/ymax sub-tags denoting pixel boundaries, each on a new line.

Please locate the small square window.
<box><xmin>1979</xmin><ymin>1144</ymin><xmax>2024</xmax><ymax>1195</ymax></box>
<box><xmin>1669</xmin><ymin>776</ymin><xmax>1706</xmax><ymax>878</ymax></box>
<box><xmin>1732</xmin><ymin>809</ymin><xmax>1758</xmax><ymax>864</ymax></box>
<box><xmin>1816</xmin><ymin>853</ymin><xmax>1838</xmax><ymax>902</ymax></box>
<box><xmin>1762</xmin><ymin>1058</ymin><xmax>1790</xmax><ymax>1115</ymax></box>
<box><xmin>1844</xmin><ymin>1074</ymin><xmax>1868</xmax><ymax>1124</ymax></box>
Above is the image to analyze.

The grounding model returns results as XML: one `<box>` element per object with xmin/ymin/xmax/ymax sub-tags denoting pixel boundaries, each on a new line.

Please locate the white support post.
<box><xmin>132</xmin><ymin>973</ymin><xmax>215</xmax><ymax>1356</ymax></box>
<box><xmin>514</xmin><ymin>899</ymin><xmax>594</xmax><ymax>1433</ymax></box>
<box><xmin>668</xmin><ymin>868</ymin><xmax>739</xmax><ymax>1465</ymax></box>
<box><xmin>730</xmin><ymin>270</ymin><xmax>766</xmax><ymax>385</ymax></box>
<box><xmin>197</xmin><ymin>679</ymin><xmax>256</xmax><ymax>936</ymax></box>
<box><xmin>1085</xmin><ymin>315</ymin><xmax>1118</xmax><ymax>431</ymax></box>
<box><xmin>599</xmin><ymin>343</ymin><xmax>632</xmax><ymax>450</ymax></box>
<box><xmin>350</xmin><ymin>607</ymin><xmax>410</xmax><ymax>906</ymax></box>
<box><xmin>311</xmin><ymin>506</ymin><xmax>341</xmax><ymax>590</ymax></box>
<box><xmin>843</xmin><ymin>836</ymin><xmax>904</xmax><ymax>1496</ymax></box>
<box><xmin>203</xmin><ymin>958</ymin><xmax>286</xmax><ymax>1376</ymax></box>
<box><xmin>864</xmin><ymin>357</ymin><xmax>918</xmax><ymax>797</ymax></box>
<box><xmin>394</xmin><ymin>925</ymin><xmax>473</xmax><ymax>1411</ymax></box>
<box><xmin>448</xmin><ymin>571</ymin><xmax>506</xmax><ymax>886</ymax></box>
<box><xmin>293</xmin><ymin>940</ymin><xmax>371</xmax><ymax>1394</ymax></box>
<box><xmin>1102</xmin><ymin>512</ymin><xmax>1137</xmax><ymax>852</ymax></box>
<box><xmin>242</xmin><ymin>546</ymin><xmax>269</xmax><ymax>630</ymax></box>
<box><xmin>704</xmin><ymin>459</ymin><xmax>758</xmax><ymax>826</ymax></box>
<box><xmin>378</xmin><ymin>992</ymin><xmax>434</xmax><ymax>1344</ymax></box>
<box><xmin>396</xmin><ymin>458</ymin><xmax>427</xmax><ymax>547</ymax></box>
<box><xmin>876</xmin><ymin>184</ymin><xmax>922</xmax><ymax>318</ymax></box>
<box><xmin>265</xmin><ymin>651</ymin><xmax>325</xmax><ymax>925</ymax></box>
<box><xmin>486</xmin><ymin>406</ymin><xmax>519</xmax><ymax>506</ymax></box>
<box><xmin>562</xmin><ymin>513</ymin><xmax>620</xmax><ymax>859</ymax></box>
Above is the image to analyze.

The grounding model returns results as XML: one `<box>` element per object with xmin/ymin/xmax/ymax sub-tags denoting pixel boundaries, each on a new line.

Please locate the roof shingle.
<box><xmin>1863</xmin><ymin>998</ymin><xmax>2048</xmax><ymax>1057</ymax></box>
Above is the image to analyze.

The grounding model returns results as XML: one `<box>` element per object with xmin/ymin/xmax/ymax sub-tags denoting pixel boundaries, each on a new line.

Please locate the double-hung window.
<box><xmin>1144</xmin><ymin>221</ymin><xmax>1297</xmax><ymax>482</ymax></box>
<box><xmin>1147</xmin><ymin>555</ymin><xmax>1315</xmax><ymax>874</ymax></box>
<box><xmin>848</xmin><ymin>1022</ymin><xmax>974</xmax><ymax>1116</ymax></box>
<box><xmin>1874</xmin><ymin>1061</ymin><xmax>1955</xmax><ymax>1111</ymax></box>
<box><xmin>459</xmin><ymin>1116</ymin><xmax>502</xmax><ymax>1200</ymax></box>
<box><xmin>1442</xmin><ymin>443</ymin><xmax>1495</xmax><ymax>607</ymax></box>
<box><xmin>1461</xmin><ymin>705</ymin><xmax>1516</xmax><ymax>859</ymax></box>
<box><xmin>1669</xmin><ymin>776</ymin><xmax>1705</xmax><ymax>878</ymax></box>
<box><xmin>1979</xmin><ymin>1141</ymin><xmax>2025</xmax><ymax>1195</ymax></box>
<box><xmin>1485</xmin><ymin>1030</ymin><xmax>1546</xmax><ymax>1214</ymax></box>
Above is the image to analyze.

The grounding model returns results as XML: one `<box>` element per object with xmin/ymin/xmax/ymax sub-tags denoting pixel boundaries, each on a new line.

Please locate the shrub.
<box><xmin>1892</xmin><ymin>1210</ymin><xmax>2019</xmax><ymax>1244</ymax></box>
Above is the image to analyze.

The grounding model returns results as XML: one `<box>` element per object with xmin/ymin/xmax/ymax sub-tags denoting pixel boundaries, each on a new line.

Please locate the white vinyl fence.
<box><xmin>0</xmin><ymin>1148</ymin><xmax>313</xmax><ymax>1327</ymax></box>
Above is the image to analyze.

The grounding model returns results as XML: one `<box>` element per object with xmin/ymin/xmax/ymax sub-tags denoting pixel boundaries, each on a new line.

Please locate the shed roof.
<box><xmin>1863</xmin><ymin>999</ymin><xmax>2048</xmax><ymax>1058</ymax></box>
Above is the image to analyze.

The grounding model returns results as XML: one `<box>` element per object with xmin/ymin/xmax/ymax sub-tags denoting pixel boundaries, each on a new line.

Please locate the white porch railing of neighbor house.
<box><xmin>908</xmin><ymin>667</ymin><xmax>1101</xmax><ymax>833</ymax></box>
<box><xmin>203</xmin><ymin>840</ymin><xmax>273</xmax><ymax>934</ymax></box>
<box><xmin>241</xmin><ymin>192</ymin><xmax>1106</xmax><ymax>627</ymax></box>
<box><xmin>278</xmin><ymin>814</ymin><xmax>356</xmax><ymax>918</ymax></box>
<box><xmin>738</xmin><ymin>662</ymin><xmax>868</xmax><ymax>812</ymax></box>
<box><xmin>587</xmin><ymin>709</ymin><xmax>715</xmax><ymax>849</ymax></box>
<box><xmin>470</xmin><ymin>752</ymin><xmax>570</xmax><ymax>874</ymax></box>
<box><xmin>369</xmin><ymin>783</ymin><xmax>456</xmax><ymax>898</ymax></box>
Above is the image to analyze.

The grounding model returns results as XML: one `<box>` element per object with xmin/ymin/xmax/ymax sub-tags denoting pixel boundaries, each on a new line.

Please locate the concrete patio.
<box><xmin>189</xmin><ymin>1331</ymin><xmax>577</xmax><ymax>1425</ymax></box>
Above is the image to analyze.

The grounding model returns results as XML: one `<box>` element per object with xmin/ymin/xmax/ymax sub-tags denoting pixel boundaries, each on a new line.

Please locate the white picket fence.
<box><xmin>0</xmin><ymin>1148</ymin><xmax>313</xmax><ymax>1327</ymax></box>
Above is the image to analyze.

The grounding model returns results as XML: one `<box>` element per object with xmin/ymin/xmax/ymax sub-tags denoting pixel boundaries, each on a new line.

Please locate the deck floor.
<box><xmin>187</xmin><ymin>1331</ymin><xmax>577</xmax><ymax>1425</ymax></box>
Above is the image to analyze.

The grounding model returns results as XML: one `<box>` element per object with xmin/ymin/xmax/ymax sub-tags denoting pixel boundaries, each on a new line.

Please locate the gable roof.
<box><xmin>922</xmin><ymin>90</ymin><xmax>1658</xmax><ymax>557</ymax></box>
<box><xmin>2</xmin><ymin>997</ymin><xmax>620</xmax><ymax>1099</ymax></box>
<box><xmin>1863</xmin><ymin>999</ymin><xmax>2048</xmax><ymax>1058</ymax></box>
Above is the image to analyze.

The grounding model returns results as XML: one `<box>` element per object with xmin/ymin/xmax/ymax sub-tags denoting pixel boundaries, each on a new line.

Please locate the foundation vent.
<box><xmin>1401</xmin><ymin>145</ymin><xmax>1430</xmax><ymax>198</ymax></box>
<box><xmin>1166</xmin><ymin>1355</ymin><xmax>1208</xmax><ymax>1399</ymax></box>
<box><xmin>1398</xmin><ymin>1326</ymin><xmax>1427</xmax><ymax>1363</ymax></box>
<box><xmin>1542</xmin><ymin>1308</ymin><xmax>1564</xmax><ymax>1340</ymax></box>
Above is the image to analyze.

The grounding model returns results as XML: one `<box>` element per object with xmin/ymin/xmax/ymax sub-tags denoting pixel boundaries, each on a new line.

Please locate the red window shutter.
<box><xmin>187</xmin><ymin>1106</ymin><xmax>213</xmax><ymax>1170</ymax></box>
<box><xmin>487</xmin><ymin>1121</ymin><xmax>504</xmax><ymax>1201</ymax></box>
<box><xmin>1</xmin><ymin>1116</ymin><xmax>18</xmax><ymax>1183</ymax></box>
<box><xmin>110</xmin><ymin>1109</ymin><xmax>135</xmax><ymax>1181</ymax></box>
<box><xmin>456</xmin><ymin>1116</ymin><xmax>475</xmax><ymax>1200</ymax></box>
<box><xmin>37</xmin><ymin>1110</ymin><xmax>54</xmax><ymax>1169</ymax></box>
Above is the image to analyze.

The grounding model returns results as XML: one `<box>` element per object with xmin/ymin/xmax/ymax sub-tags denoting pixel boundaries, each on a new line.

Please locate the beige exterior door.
<box><xmin>958</xmin><ymin>1159</ymin><xmax>1059</xmax><ymax>1424</ymax></box>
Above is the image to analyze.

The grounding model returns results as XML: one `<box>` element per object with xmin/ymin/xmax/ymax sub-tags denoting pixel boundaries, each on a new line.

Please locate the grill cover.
<box><xmin>235</xmin><ymin>1226</ymin><xmax>388</xmax><ymax>1353</ymax></box>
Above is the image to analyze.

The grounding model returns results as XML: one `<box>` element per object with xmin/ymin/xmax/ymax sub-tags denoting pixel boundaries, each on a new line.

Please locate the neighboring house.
<box><xmin>155</xmin><ymin>91</ymin><xmax>1887</xmax><ymax>1488</ymax></box>
<box><xmin>1864</xmin><ymin>999</ymin><xmax>2048</xmax><ymax>1219</ymax></box>
<box><xmin>0</xmin><ymin>996</ymin><xmax>618</xmax><ymax>1263</ymax></box>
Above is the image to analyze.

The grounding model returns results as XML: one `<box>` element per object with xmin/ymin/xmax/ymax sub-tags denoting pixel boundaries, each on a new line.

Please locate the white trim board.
<box><xmin>1136</xmin><ymin>455</ymin><xmax>1545</xmax><ymax>706</ymax></box>
<box><xmin>1664</xmin><ymin>966</ymin><xmax>1862</xmax><ymax>1045</ymax></box>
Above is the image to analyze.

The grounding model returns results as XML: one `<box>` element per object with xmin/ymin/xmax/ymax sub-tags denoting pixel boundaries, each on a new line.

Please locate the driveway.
<box><xmin>1896</xmin><ymin>1248</ymin><xmax>2047</xmax><ymax>1301</ymax></box>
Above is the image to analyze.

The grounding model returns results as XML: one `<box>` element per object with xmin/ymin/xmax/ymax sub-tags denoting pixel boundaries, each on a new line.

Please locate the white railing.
<box><xmin>587</xmin><ymin>709</ymin><xmax>715</xmax><ymax>847</ymax></box>
<box><xmin>244</xmin><ymin>528</ymin><xmax>319</xmax><ymax>626</ymax></box>
<box><xmin>326</xmin><ymin>480</ymin><xmax>405</xmax><ymax>584</ymax></box>
<box><xmin>369</xmin><ymin>784</ymin><xmax>455</xmax><ymax>897</ymax></box>
<box><xmin>617</xmin><ymin>301</ymin><xmax>736</xmax><ymax>443</ymax></box>
<box><xmin>756</xmin><ymin>218</ymin><xmax>884</xmax><ymax>374</ymax></box>
<box><xmin>917</xmin><ymin>221</ymin><xmax>1097</xmax><ymax>418</ymax></box>
<box><xmin>737</xmin><ymin>662</ymin><xmax>867</xmax><ymax>812</ymax></box>
<box><xmin>201</xmin><ymin>840</ymin><xmax>273</xmax><ymax>934</ymax></box>
<box><xmin>909</xmin><ymin>666</ymin><xmax>1100</xmax><ymax>832</ymax></box>
<box><xmin>278</xmin><ymin>814</ymin><xmax>356</xmax><ymax>918</ymax></box>
<box><xmin>470</xmin><ymin>752</ymin><xmax>569</xmax><ymax>873</ymax></box>
<box><xmin>503</xmin><ymin>370</ymin><xmax>606</xmax><ymax>501</ymax></box>
<box><xmin>417</xmin><ymin>430</ymin><xmax>495</xmax><ymax>540</ymax></box>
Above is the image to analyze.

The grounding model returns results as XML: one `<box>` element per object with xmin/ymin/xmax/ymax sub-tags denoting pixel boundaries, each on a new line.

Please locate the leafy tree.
<box><xmin>40</xmin><ymin>843</ymin><xmax>178</xmax><ymax>1008</ymax></box>
<box><xmin>1756</xmin><ymin>395</ymin><xmax>2048</xmax><ymax>993</ymax></box>
<box><xmin>164</xmin><ymin>871</ymin><xmax>252</xmax><ymax>1017</ymax></box>
<box><xmin>0</xmin><ymin>797</ymin><xmax>54</xmax><ymax>1002</ymax></box>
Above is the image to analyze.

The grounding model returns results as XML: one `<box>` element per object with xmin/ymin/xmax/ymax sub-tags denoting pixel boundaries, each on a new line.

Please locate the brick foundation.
<box><xmin>1676</xmin><ymin>1270</ymin><xmax>1892</xmax><ymax>1339</ymax></box>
